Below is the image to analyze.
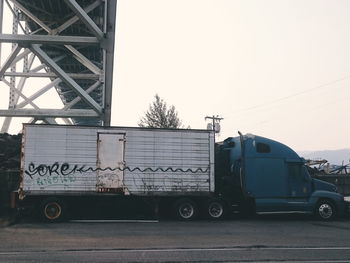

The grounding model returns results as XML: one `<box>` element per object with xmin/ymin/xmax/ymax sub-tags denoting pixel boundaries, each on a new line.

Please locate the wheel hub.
<box><xmin>319</xmin><ymin>203</ymin><xmax>333</xmax><ymax>219</ymax></box>
<box><xmin>209</xmin><ymin>202</ymin><xmax>223</xmax><ymax>218</ymax></box>
<box><xmin>44</xmin><ymin>202</ymin><xmax>62</xmax><ymax>220</ymax></box>
<box><xmin>179</xmin><ymin>204</ymin><xmax>194</xmax><ymax>219</ymax></box>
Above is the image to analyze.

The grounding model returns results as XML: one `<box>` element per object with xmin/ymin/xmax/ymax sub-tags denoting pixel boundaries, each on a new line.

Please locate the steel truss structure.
<box><xmin>0</xmin><ymin>0</ymin><xmax>117</xmax><ymax>132</ymax></box>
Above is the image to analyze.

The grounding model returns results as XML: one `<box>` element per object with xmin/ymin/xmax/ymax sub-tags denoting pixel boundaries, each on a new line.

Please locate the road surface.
<box><xmin>1</xmin><ymin>215</ymin><xmax>350</xmax><ymax>262</ymax></box>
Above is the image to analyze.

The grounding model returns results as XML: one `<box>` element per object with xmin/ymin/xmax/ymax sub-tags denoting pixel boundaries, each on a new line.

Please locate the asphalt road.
<box><xmin>1</xmin><ymin>215</ymin><xmax>350</xmax><ymax>262</ymax></box>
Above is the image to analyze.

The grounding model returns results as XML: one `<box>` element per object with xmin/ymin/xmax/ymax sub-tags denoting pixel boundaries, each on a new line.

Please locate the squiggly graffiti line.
<box><xmin>25</xmin><ymin>162</ymin><xmax>210</xmax><ymax>179</ymax></box>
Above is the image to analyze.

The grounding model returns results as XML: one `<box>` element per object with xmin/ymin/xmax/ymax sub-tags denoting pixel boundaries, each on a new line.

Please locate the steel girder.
<box><xmin>0</xmin><ymin>0</ymin><xmax>117</xmax><ymax>132</ymax></box>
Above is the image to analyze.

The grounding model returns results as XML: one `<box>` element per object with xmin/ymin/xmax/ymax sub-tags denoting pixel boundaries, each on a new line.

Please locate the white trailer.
<box><xmin>19</xmin><ymin>124</ymin><xmax>217</xmax><ymax>221</ymax></box>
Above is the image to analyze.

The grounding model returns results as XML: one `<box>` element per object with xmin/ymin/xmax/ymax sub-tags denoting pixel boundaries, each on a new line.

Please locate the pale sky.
<box><xmin>1</xmin><ymin>0</ymin><xmax>350</xmax><ymax>152</ymax></box>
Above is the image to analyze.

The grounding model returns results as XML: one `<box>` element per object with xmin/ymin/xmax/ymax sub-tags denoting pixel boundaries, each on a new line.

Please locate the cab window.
<box><xmin>256</xmin><ymin>142</ymin><xmax>271</xmax><ymax>153</ymax></box>
<box><xmin>288</xmin><ymin>164</ymin><xmax>302</xmax><ymax>177</ymax></box>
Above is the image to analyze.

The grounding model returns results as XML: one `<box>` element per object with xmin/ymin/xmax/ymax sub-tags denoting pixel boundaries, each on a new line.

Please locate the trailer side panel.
<box><xmin>21</xmin><ymin>125</ymin><xmax>215</xmax><ymax>196</ymax></box>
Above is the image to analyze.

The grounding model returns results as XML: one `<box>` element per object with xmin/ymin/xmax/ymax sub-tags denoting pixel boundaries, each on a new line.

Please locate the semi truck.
<box><xmin>17</xmin><ymin>124</ymin><xmax>346</xmax><ymax>221</ymax></box>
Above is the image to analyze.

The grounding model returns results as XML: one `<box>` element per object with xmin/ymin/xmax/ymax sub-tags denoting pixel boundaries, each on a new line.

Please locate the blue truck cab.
<box><xmin>216</xmin><ymin>133</ymin><xmax>346</xmax><ymax>220</ymax></box>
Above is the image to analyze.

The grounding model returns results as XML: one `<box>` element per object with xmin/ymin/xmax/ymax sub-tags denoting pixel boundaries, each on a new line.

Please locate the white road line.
<box><xmin>69</xmin><ymin>220</ymin><xmax>159</xmax><ymax>223</ymax></box>
<box><xmin>252</xmin><ymin>261</ymin><xmax>350</xmax><ymax>263</ymax></box>
<box><xmin>1</xmin><ymin>246</ymin><xmax>350</xmax><ymax>255</ymax></box>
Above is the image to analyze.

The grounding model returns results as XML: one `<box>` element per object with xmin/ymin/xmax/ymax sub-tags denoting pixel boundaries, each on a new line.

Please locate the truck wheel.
<box><xmin>174</xmin><ymin>198</ymin><xmax>198</xmax><ymax>221</ymax></box>
<box><xmin>315</xmin><ymin>199</ymin><xmax>336</xmax><ymax>221</ymax></box>
<box><xmin>40</xmin><ymin>198</ymin><xmax>66</xmax><ymax>222</ymax></box>
<box><xmin>206</xmin><ymin>199</ymin><xmax>226</xmax><ymax>220</ymax></box>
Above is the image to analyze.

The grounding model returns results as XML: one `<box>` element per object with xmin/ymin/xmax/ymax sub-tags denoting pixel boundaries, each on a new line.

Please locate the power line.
<box><xmin>223</xmin><ymin>75</ymin><xmax>350</xmax><ymax>119</ymax></box>
<box><xmin>235</xmin><ymin>95</ymin><xmax>350</xmax><ymax>130</ymax></box>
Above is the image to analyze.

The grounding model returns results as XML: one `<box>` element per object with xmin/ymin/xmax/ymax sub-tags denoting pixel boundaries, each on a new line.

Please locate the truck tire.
<box><xmin>206</xmin><ymin>199</ymin><xmax>226</xmax><ymax>220</ymax></box>
<box><xmin>315</xmin><ymin>199</ymin><xmax>336</xmax><ymax>221</ymax></box>
<box><xmin>40</xmin><ymin>198</ymin><xmax>66</xmax><ymax>222</ymax></box>
<box><xmin>173</xmin><ymin>198</ymin><xmax>198</xmax><ymax>221</ymax></box>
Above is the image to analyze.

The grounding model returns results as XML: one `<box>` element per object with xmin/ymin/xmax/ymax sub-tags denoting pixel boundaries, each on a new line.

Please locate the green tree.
<box><xmin>138</xmin><ymin>94</ymin><xmax>183</xmax><ymax>128</ymax></box>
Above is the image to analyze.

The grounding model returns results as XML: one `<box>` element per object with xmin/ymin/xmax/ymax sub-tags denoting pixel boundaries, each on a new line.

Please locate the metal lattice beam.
<box><xmin>63</xmin><ymin>0</ymin><xmax>104</xmax><ymax>40</ymax></box>
<box><xmin>30</xmin><ymin>44</ymin><xmax>102</xmax><ymax>114</ymax></box>
<box><xmin>0</xmin><ymin>34</ymin><xmax>99</xmax><ymax>45</ymax></box>
<box><xmin>0</xmin><ymin>109</ymin><xmax>99</xmax><ymax>117</ymax></box>
<box><xmin>0</xmin><ymin>0</ymin><xmax>117</xmax><ymax>132</ymax></box>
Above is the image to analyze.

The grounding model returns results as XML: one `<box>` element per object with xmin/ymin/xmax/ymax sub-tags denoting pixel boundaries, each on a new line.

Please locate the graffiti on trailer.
<box><xmin>36</xmin><ymin>173</ymin><xmax>76</xmax><ymax>186</ymax></box>
<box><xmin>25</xmin><ymin>162</ymin><xmax>122</xmax><ymax>186</ymax></box>
<box><xmin>25</xmin><ymin>162</ymin><xmax>93</xmax><ymax>186</ymax></box>
<box><xmin>25</xmin><ymin>162</ymin><xmax>96</xmax><ymax>179</ymax></box>
<box><xmin>25</xmin><ymin>162</ymin><xmax>210</xmax><ymax>186</ymax></box>
<box><xmin>25</xmin><ymin>162</ymin><xmax>210</xmax><ymax>178</ymax></box>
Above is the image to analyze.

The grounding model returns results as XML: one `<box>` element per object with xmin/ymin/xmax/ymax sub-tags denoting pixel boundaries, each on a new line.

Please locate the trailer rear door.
<box><xmin>97</xmin><ymin>133</ymin><xmax>125</xmax><ymax>192</ymax></box>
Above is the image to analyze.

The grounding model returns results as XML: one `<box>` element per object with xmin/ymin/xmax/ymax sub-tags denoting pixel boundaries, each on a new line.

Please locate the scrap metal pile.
<box><xmin>306</xmin><ymin>159</ymin><xmax>350</xmax><ymax>175</ymax></box>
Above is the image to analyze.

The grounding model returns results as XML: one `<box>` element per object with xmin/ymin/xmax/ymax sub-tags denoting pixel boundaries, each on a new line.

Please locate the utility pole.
<box><xmin>205</xmin><ymin>115</ymin><xmax>223</xmax><ymax>133</ymax></box>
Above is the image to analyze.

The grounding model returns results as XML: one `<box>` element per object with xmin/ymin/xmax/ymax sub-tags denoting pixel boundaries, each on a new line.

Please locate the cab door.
<box><xmin>286</xmin><ymin>162</ymin><xmax>312</xmax><ymax>210</ymax></box>
<box><xmin>246</xmin><ymin>157</ymin><xmax>289</xmax><ymax>212</ymax></box>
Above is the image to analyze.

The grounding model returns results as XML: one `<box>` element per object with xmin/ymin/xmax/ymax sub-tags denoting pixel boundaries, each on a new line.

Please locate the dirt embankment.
<box><xmin>0</xmin><ymin>133</ymin><xmax>21</xmax><ymax>219</ymax></box>
<box><xmin>0</xmin><ymin>133</ymin><xmax>22</xmax><ymax>170</ymax></box>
